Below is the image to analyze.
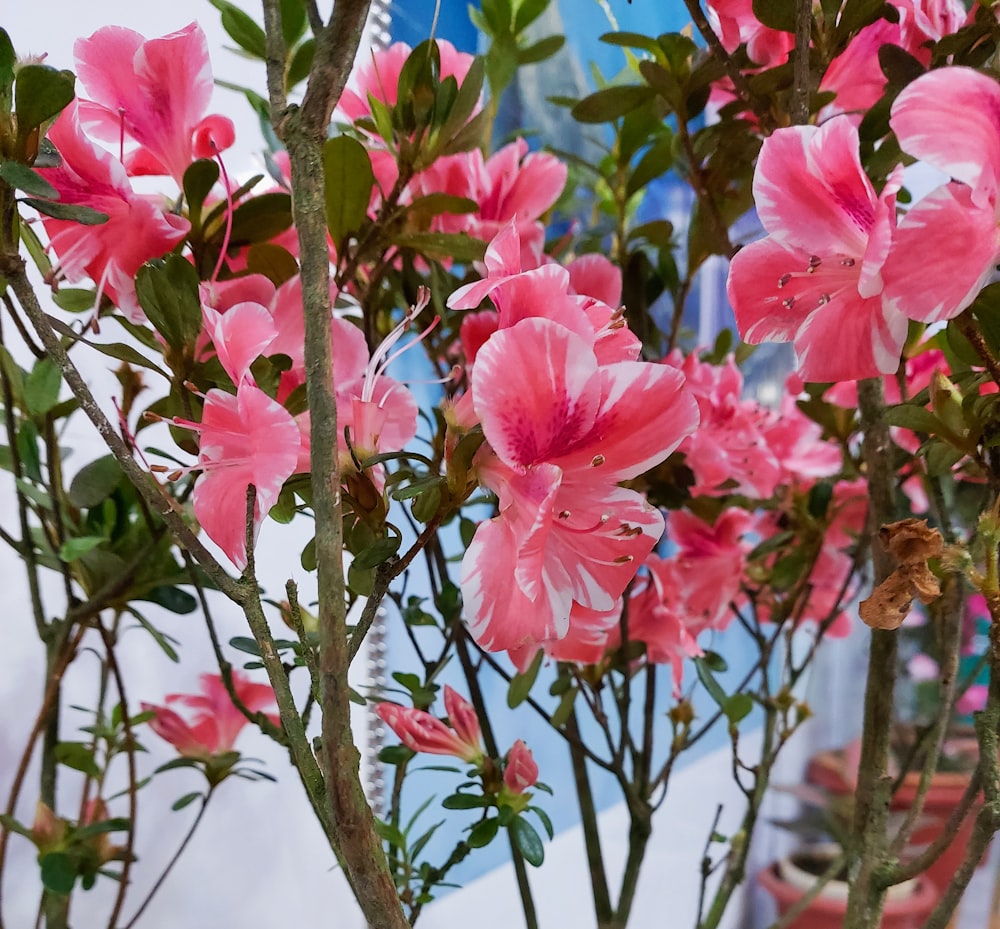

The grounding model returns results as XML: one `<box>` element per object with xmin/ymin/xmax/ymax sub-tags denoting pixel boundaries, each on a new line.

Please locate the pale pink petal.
<box><xmin>202</xmin><ymin>301</ymin><xmax>277</xmax><ymax>386</ymax></box>
<box><xmin>568</xmin><ymin>253</ymin><xmax>623</xmax><ymax>306</ymax></box>
<box><xmin>890</xmin><ymin>66</ymin><xmax>1000</xmax><ymax>210</ymax></box>
<box><xmin>883</xmin><ymin>183</ymin><xmax>1000</xmax><ymax>323</ymax></box>
<box><xmin>472</xmin><ymin>319</ymin><xmax>602</xmax><ymax>469</ymax></box>
<box><xmin>754</xmin><ymin>119</ymin><xmax>876</xmax><ymax>255</ymax></box>
<box><xmin>553</xmin><ymin>361</ymin><xmax>699</xmax><ymax>480</ymax></box>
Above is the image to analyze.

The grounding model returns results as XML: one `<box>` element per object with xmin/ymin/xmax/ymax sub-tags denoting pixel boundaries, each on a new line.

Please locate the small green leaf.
<box><xmin>51</xmin><ymin>288</ymin><xmax>97</xmax><ymax>313</ymax></box>
<box><xmin>135</xmin><ymin>256</ymin><xmax>203</xmax><ymax>350</ymax></box>
<box><xmin>24</xmin><ymin>358</ymin><xmax>61</xmax><ymax>417</ymax></box>
<box><xmin>442</xmin><ymin>793</ymin><xmax>488</xmax><ymax>810</ymax></box>
<box><xmin>69</xmin><ymin>455</ymin><xmax>123</xmax><ymax>508</ymax></box>
<box><xmin>507</xmin><ymin>648</ymin><xmax>543</xmax><ymax>708</ymax></box>
<box><xmin>694</xmin><ymin>657</ymin><xmax>728</xmax><ymax>709</ymax></box>
<box><xmin>0</xmin><ymin>161</ymin><xmax>58</xmax><ymax>198</ymax></box>
<box><xmin>171</xmin><ymin>792</ymin><xmax>203</xmax><ymax>812</ymax></box>
<box><xmin>390</xmin><ymin>232</ymin><xmax>486</xmax><ymax>263</ymax></box>
<box><xmin>571</xmin><ymin>85</ymin><xmax>656</xmax><ymax>124</ymax></box>
<box><xmin>183</xmin><ymin>159</ymin><xmax>220</xmax><ymax>222</ymax></box>
<box><xmin>286</xmin><ymin>38</ymin><xmax>315</xmax><ymax>89</ymax></box>
<box><xmin>752</xmin><ymin>0</ymin><xmax>797</xmax><ymax>32</ymax></box>
<box><xmin>353</xmin><ymin>535</ymin><xmax>402</xmax><ymax>570</ymax></box>
<box><xmin>227</xmin><ymin>192</ymin><xmax>293</xmax><ymax>245</ymax></box>
<box><xmin>39</xmin><ymin>852</ymin><xmax>77</xmax><ymax>895</ymax></box>
<box><xmin>468</xmin><ymin>817</ymin><xmax>500</xmax><ymax>848</ymax></box>
<box><xmin>209</xmin><ymin>0</ymin><xmax>267</xmax><ymax>57</ymax></box>
<box><xmin>529</xmin><ymin>805</ymin><xmax>554</xmax><ymax>839</ymax></box>
<box><xmin>59</xmin><ymin>536</ymin><xmax>106</xmax><ymax>562</ymax></box>
<box><xmin>323</xmin><ymin>135</ymin><xmax>374</xmax><ymax>245</ymax></box>
<box><xmin>510</xmin><ymin>816</ymin><xmax>544</xmax><ymax>866</ymax></box>
<box><xmin>517</xmin><ymin>35</ymin><xmax>565</xmax><ymax>65</ymax></box>
<box><xmin>22</xmin><ymin>199</ymin><xmax>108</xmax><ymax>224</ymax></box>
<box><xmin>128</xmin><ymin>608</ymin><xmax>180</xmax><ymax>662</ymax></box>
<box><xmin>882</xmin><ymin>404</ymin><xmax>942</xmax><ymax>434</ymax></box>
<box><xmin>230</xmin><ymin>636</ymin><xmax>262</xmax><ymax>657</ymax></box>
<box><xmin>723</xmin><ymin>693</ymin><xmax>754</xmax><ymax>726</ymax></box>
<box><xmin>15</xmin><ymin>65</ymin><xmax>75</xmax><ymax>134</ymax></box>
<box><xmin>143</xmin><ymin>585</ymin><xmax>198</xmax><ymax>615</ymax></box>
<box><xmin>378</xmin><ymin>745</ymin><xmax>416</xmax><ymax>766</ymax></box>
<box><xmin>54</xmin><ymin>742</ymin><xmax>101</xmax><ymax>778</ymax></box>
<box><xmin>374</xmin><ymin>818</ymin><xmax>406</xmax><ymax>847</ymax></box>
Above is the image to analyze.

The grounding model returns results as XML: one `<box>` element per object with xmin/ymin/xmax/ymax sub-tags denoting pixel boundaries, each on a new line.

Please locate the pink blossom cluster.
<box><xmin>38</xmin><ymin>23</ymin><xmax>235</xmax><ymax>319</ymax></box>
<box><xmin>444</xmin><ymin>223</ymin><xmax>700</xmax><ymax>667</ymax></box>
<box><xmin>728</xmin><ymin>64</ymin><xmax>1000</xmax><ymax>383</ymax></box>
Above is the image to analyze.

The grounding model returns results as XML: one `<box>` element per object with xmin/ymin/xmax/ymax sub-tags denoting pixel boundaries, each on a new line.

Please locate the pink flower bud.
<box><xmin>503</xmin><ymin>740</ymin><xmax>538</xmax><ymax>794</ymax></box>
<box><xmin>375</xmin><ymin>702</ymin><xmax>482</xmax><ymax>763</ymax></box>
<box><xmin>31</xmin><ymin>801</ymin><xmax>65</xmax><ymax>851</ymax></box>
<box><xmin>443</xmin><ymin>686</ymin><xmax>482</xmax><ymax>753</ymax></box>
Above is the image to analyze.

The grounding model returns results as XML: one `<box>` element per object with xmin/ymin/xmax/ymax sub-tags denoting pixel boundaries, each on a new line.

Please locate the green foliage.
<box><xmin>324</xmin><ymin>135</ymin><xmax>375</xmax><ymax>246</ymax></box>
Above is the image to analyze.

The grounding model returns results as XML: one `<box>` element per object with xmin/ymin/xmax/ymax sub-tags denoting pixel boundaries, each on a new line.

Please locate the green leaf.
<box><xmin>24</xmin><ymin>358</ymin><xmax>61</xmax><ymax>417</ymax></box>
<box><xmin>442</xmin><ymin>793</ymin><xmax>488</xmax><ymax>810</ymax></box>
<box><xmin>510</xmin><ymin>816</ymin><xmax>544</xmax><ymax>866</ymax></box>
<box><xmin>347</xmin><ymin>559</ymin><xmax>375</xmax><ymax>596</ymax></box>
<box><xmin>75</xmin><ymin>818</ymin><xmax>130</xmax><ymax>839</ymax></box>
<box><xmin>183</xmin><ymin>159</ymin><xmax>220</xmax><ymax>222</ymax></box>
<box><xmin>700</xmin><ymin>650</ymin><xmax>728</xmax><ymax>673</ymax></box>
<box><xmin>694</xmin><ymin>657</ymin><xmax>728</xmax><ymax>709</ymax></box>
<box><xmin>529</xmin><ymin>805</ymin><xmax>554</xmax><ymax>839</ymax></box>
<box><xmin>143</xmin><ymin>585</ymin><xmax>197</xmax><ymax>615</ymax></box>
<box><xmin>135</xmin><ymin>255</ymin><xmax>203</xmax><ymax>350</ymax></box>
<box><xmin>286</xmin><ymin>38</ymin><xmax>315</xmax><ymax>89</ymax></box>
<box><xmin>571</xmin><ymin>85</ymin><xmax>656</xmax><ymax>124</ymax></box>
<box><xmin>51</xmin><ymin>288</ymin><xmax>97</xmax><ymax>313</ymax></box>
<box><xmin>22</xmin><ymin>199</ymin><xmax>108</xmax><ymax>225</ymax></box>
<box><xmin>374</xmin><ymin>818</ymin><xmax>407</xmax><ymax>848</ymax></box>
<box><xmin>626</xmin><ymin>133</ymin><xmax>675</xmax><ymax>199</ymax></box>
<box><xmin>468</xmin><ymin>817</ymin><xmax>500</xmax><ymax>848</ymax></box>
<box><xmin>881</xmin><ymin>404</ymin><xmax>942</xmax><ymax>435</ymax></box>
<box><xmin>69</xmin><ymin>455</ymin><xmax>123</xmax><ymax>508</ymax></box>
<box><xmin>280</xmin><ymin>0</ymin><xmax>308</xmax><ymax>44</ymax></box>
<box><xmin>723</xmin><ymin>693</ymin><xmax>753</xmax><ymax>726</ymax></box>
<box><xmin>39</xmin><ymin>852</ymin><xmax>76</xmax><ymax>895</ymax></box>
<box><xmin>171</xmin><ymin>792</ymin><xmax>203</xmax><ymax>812</ymax></box>
<box><xmin>353</xmin><ymin>535</ymin><xmax>402</xmax><ymax>570</ymax></box>
<box><xmin>514</xmin><ymin>0</ymin><xmax>549</xmax><ymax>32</ymax></box>
<box><xmin>15</xmin><ymin>421</ymin><xmax>41</xmax><ymax>483</ymax></box>
<box><xmin>599</xmin><ymin>31</ymin><xmax>663</xmax><ymax>55</ymax></box>
<box><xmin>128</xmin><ymin>608</ymin><xmax>180</xmax><ymax>662</ymax></box>
<box><xmin>323</xmin><ymin>136</ymin><xmax>374</xmax><ymax>246</ymax></box>
<box><xmin>0</xmin><ymin>29</ymin><xmax>14</xmax><ymax>111</ymax></box>
<box><xmin>378</xmin><ymin>745</ymin><xmax>416</xmax><ymax>766</ymax></box>
<box><xmin>390</xmin><ymin>232</ymin><xmax>486</xmax><ymax>263</ymax></box>
<box><xmin>507</xmin><ymin>648</ymin><xmax>543</xmax><ymax>708</ymax></box>
<box><xmin>0</xmin><ymin>161</ymin><xmax>58</xmax><ymax>198</ymax></box>
<box><xmin>59</xmin><ymin>536</ymin><xmax>106</xmax><ymax>562</ymax></box>
<box><xmin>209</xmin><ymin>0</ymin><xmax>267</xmax><ymax>57</ymax></box>
<box><xmin>230</xmin><ymin>636</ymin><xmax>262</xmax><ymax>657</ymax></box>
<box><xmin>227</xmin><ymin>192</ymin><xmax>293</xmax><ymax>245</ymax></box>
<box><xmin>549</xmin><ymin>686</ymin><xmax>578</xmax><ymax>728</ymax></box>
<box><xmin>517</xmin><ymin>35</ymin><xmax>565</xmax><ymax>65</ymax></box>
<box><xmin>14</xmin><ymin>65</ymin><xmax>75</xmax><ymax>134</ymax></box>
<box><xmin>752</xmin><ymin>0</ymin><xmax>797</xmax><ymax>32</ymax></box>
<box><xmin>55</xmin><ymin>742</ymin><xmax>101</xmax><ymax>778</ymax></box>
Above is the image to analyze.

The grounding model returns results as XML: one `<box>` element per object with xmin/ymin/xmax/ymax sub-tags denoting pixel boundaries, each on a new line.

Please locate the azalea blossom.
<box><xmin>143</xmin><ymin>672</ymin><xmax>280</xmax><ymax>760</ymax></box>
<box><xmin>728</xmin><ymin>117</ymin><xmax>907</xmax><ymax>382</ymax></box>
<box><xmin>884</xmin><ymin>66</ymin><xmax>1000</xmax><ymax>325</ymax></box>
<box><xmin>74</xmin><ymin>22</ymin><xmax>236</xmax><ymax>183</ymax></box>
<box><xmin>375</xmin><ymin>696</ymin><xmax>483</xmax><ymax>763</ymax></box>
<box><xmin>38</xmin><ymin>101</ymin><xmax>189</xmax><ymax>321</ymax></box>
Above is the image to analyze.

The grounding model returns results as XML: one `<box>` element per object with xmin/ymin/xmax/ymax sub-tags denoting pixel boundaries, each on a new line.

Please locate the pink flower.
<box><xmin>337</xmin><ymin>40</ymin><xmax>476</xmax><ymax>125</ymax></box>
<box><xmin>503</xmin><ymin>740</ymin><xmax>539</xmax><ymax>794</ymax></box>
<box><xmin>728</xmin><ymin>117</ymin><xmax>907</xmax><ymax>382</ymax></box>
<box><xmin>883</xmin><ymin>67</ymin><xmax>1000</xmax><ymax>325</ymax></box>
<box><xmin>74</xmin><ymin>22</ymin><xmax>235</xmax><ymax>183</ymax></box>
<box><xmin>143</xmin><ymin>672</ymin><xmax>279</xmax><ymax>759</ymax></box>
<box><xmin>412</xmin><ymin>139</ymin><xmax>567</xmax><ymax>264</ymax></box>
<box><xmin>908</xmin><ymin>653</ymin><xmax>940</xmax><ymax>682</ymax></box>
<box><xmin>705</xmin><ymin>0</ymin><xmax>794</xmax><ymax>66</ymax></box>
<box><xmin>375</xmin><ymin>700</ymin><xmax>483</xmax><ymax>763</ymax></box>
<box><xmin>38</xmin><ymin>102</ymin><xmax>189</xmax><ymax>320</ymax></box>
<box><xmin>956</xmin><ymin>684</ymin><xmax>988</xmax><ymax>715</ymax></box>
<box><xmin>668</xmin><ymin>352</ymin><xmax>780</xmax><ymax>498</ymax></box>
<box><xmin>616</xmin><ymin>554</ymin><xmax>704</xmax><ymax>696</ymax></box>
<box><xmin>174</xmin><ymin>381</ymin><xmax>301</xmax><ymax>570</ymax></box>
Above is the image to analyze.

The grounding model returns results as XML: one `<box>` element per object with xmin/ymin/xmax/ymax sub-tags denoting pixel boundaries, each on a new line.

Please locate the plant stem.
<box><xmin>844</xmin><ymin>377</ymin><xmax>899</xmax><ymax>929</ymax></box>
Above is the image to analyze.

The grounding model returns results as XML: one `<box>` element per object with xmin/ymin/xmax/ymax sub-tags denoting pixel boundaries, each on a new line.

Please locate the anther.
<box><xmin>777</xmin><ymin>273</ymin><xmax>791</xmax><ymax>288</ymax></box>
<box><xmin>558</xmin><ymin>510</ymin><xmax>571</xmax><ymax>519</ymax></box>
<box><xmin>817</xmin><ymin>293</ymin><xmax>831</xmax><ymax>306</ymax></box>
<box><xmin>840</xmin><ymin>258</ymin><xmax>855</xmax><ymax>267</ymax></box>
<box><xmin>808</xmin><ymin>255</ymin><xmax>821</xmax><ymax>272</ymax></box>
<box><xmin>782</xmin><ymin>297</ymin><xmax>795</xmax><ymax>309</ymax></box>
<box><xmin>591</xmin><ymin>454</ymin><xmax>606</xmax><ymax>467</ymax></box>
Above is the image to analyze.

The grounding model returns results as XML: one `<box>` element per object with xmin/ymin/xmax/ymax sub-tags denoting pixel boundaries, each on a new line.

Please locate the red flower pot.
<box><xmin>759</xmin><ymin>855</ymin><xmax>938</xmax><ymax>929</ymax></box>
<box><xmin>805</xmin><ymin>747</ymin><xmax>979</xmax><ymax>891</ymax></box>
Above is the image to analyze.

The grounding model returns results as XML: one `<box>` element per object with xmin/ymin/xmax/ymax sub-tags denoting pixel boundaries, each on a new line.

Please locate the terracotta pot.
<box><xmin>759</xmin><ymin>850</ymin><xmax>939</xmax><ymax>929</ymax></box>
<box><xmin>806</xmin><ymin>747</ymin><xmax>979</xmax><ymax>891</ymax></box>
